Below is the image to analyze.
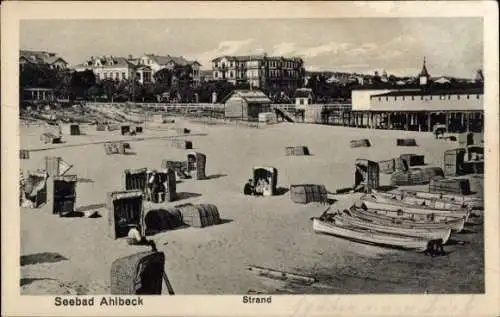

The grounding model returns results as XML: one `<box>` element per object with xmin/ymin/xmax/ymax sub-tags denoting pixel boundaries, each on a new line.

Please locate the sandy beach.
<box><xmin>20</xmin><ymin>119</ymin><xmax>484</xmax><ymax>295</ymax></box>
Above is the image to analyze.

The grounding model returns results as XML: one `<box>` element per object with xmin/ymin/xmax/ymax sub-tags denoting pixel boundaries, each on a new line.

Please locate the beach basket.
<box><xmin>107</xmin><ymin>190</ymin><xmax>144</xmax><ymax>239</ymax></box>
<box><xmin>70</xmin><ymin>124</ymin><xmax>80</xmax><ymax>136</ymax></box>
<box><xmin>187</xmin><ymin>152</ymin><xmax>206</xmax><ymax>180</ymax></box>
<box><xmin>161</xmin><ymin>160</ymin><xmax>189</xmax><ymax>179</ymax></box>
<box><xmin>252</xmin><ymin>167</ymin><xmax>278</xmax><ymax>196</ymax></box>
<box><xmin>289</xmin><ymin>184</ymin><xmax>328</xmax><ymax>204</ymax></box>
<box><xmin>444</xmin><ymin>148</ymin><xmax>467</xmax><ymax>177</ymax></box>
<box><xmin>135</xmin><ymin>126</ymin><xmax>143</xmax><ymax>133</ymax></box>
<box><xmin>378</xmin><ymin>159</ymin><xmax>396</xmax><ymax>174</ymax></box>
<box><xmin>96</xmin><ymin>123</ymin><xmax>106</xmax><ymax>131</ymax></box>
<box><xmin>350</xmin><ymin>139</ymin><xmax>371</xmax><ymax>148</ymax></box>
<box><xmin>176</xmin><ymin>128</ymin><xmax>191</xmax><ymax>134</ymax></box>
<box><xmin>399</xmin><ymin>154</ymin><xmax>425</xmax><ymax>167</ymax></box>
<box><xmin>176</xmin><ymin>204</ymin><xmax>221</xmax><ymax>228</ymax></box>
<box><xmin>172</xmin><ymin>140</ymin><xmax>192</xmax><ymax>149</ymax></box>
<box><xmin>285</xmin><ymin>146</ymin><xmax>310</xmax><ymax>156</ymax></box>
<box><xmin>121</xmin><ymin>125</ymin><xmax>130</xmax><ymax>135</ymax></box>
<box><xmin>110</xmin><ymin>251</ymin><xmax>165</xmax><ymax>295</ymax></box>
<box><xmin>396</xmin><ymin>138</ymin><xmax>417</xmax><ymax>146</ymax></box>
<box><xmin>20</xmin><ymin>149</ymin><xmax>30</xmax><ymax>160</ymax></box>
<box><xmin>143</xmin><ymin>208</ymin><xmax>183</xmax><ymax>235</ymax></box>
<box><xmin>124</xmin><ymin>168</ymin><xmax>148</xmax><ymax>193</ymax></box>
<box><xmin>40</xmin><ymin>133</ymin><xmax>61</xmax><ymax>144</ymax></box>
<box><xmin>429</xmin><ymin>177</ymin><xmax>471</xmax><ymax>195</ymax></box>
<box><xmin>53</xmin><ymin>175</ymin><xmax>77</xmax><ymax>216</ymax></box>
<box><xmin>391</xmin><ymin>167</ymin><xmax>444</xmax><ymax>186</ymax></box>
<box><xmin>23</xmin><ymin>170</ymin><xmax>48</xmax><ymax>208</ymax></box>
<box><xmin>468</xmin><ymin>175</ymin><xmax>484</xmax><ymax>198</ymax></box>
<box><xmin>354</xmin><ymin>159</ymin><xmax>379</xmax><ymax>191</ymax></box>
<box><xmin>146</xmin><ymin>169</ymin><xmax>177</xmax><ymax>203</ymax></box>
<box><xmin>107</xmin><ymin>124</ymin><xmax>120</xmax><ymax>131</ymax></box>
<box><xmin>44</xmin><ymin>156</ymin><xmax>72</xmax><ymax>177</ymax></box>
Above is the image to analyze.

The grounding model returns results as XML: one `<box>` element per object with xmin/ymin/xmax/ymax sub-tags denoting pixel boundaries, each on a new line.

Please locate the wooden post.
<box><xmin>465</xmin><ymin>112</ymin><xmax>469</xmax><ymax>132</ymax></box>
<box><xmin>387</xmin><ymin>113</ymin><xmax>392</xmax><ymax>129</ymax></box>
<box><xmin>427</xmin><ymin>112</ymin><xmax>432</xmax><ymax>132</ymax></box>
<box><xmin>405</xmin><ymin>113</ymin><xmax>409</xmax><ymax>131</ymax></box>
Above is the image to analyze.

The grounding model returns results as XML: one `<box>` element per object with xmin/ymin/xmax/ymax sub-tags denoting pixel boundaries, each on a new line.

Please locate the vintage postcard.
<box><xmin>2</xmin><ymin>1</ymin><xmax>499</xmax><ymax>316</ymax></box>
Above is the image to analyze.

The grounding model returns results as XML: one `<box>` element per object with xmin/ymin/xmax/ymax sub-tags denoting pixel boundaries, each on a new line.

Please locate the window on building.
<box><xmin>104</xmin><ymin>72</ymin><xmax>108</xmax><ymax>79</ymax></box>
<box><xmin>386</xmin><ymin>97</ymin><xmax>388</xmax><ymax>101</ymax></box>
<box><xmin>394</xmin><ymin>97</ymin><xmax>397</xmax><ymax>101</ymax></box>
<box><xmin>476</xmin><ymin>94</ymin><xmax>480</xmax><ymax>99</ymax></box>
<box><xmin>122</xmin><ymin>72</ymin><xmax>126</xmax><ymax>79</ymax></box>
<box><xmin>96</xmin><ymin>73</ymin><xmax>100</xmax><ymax>80</ymax></box>
<box><xmin>457</xmin><ymin>95</ymin><xmax>460</xmax><ymax>100</ymax></box>
<box><xmin>300</xmin><ymin>99</ymin><xmax>304</xmax><ymax>105</ymax></box>
<box><xmin>448</xmin><ymin>95</ymin><xmax>451</xmax><ymax>100</ymax></box>
<box><xmin>229</xmin><ymin>71</ymin><xmax>234</xmax><ymax>78</ymax></box>
<box><xmin>402</xmin><ymin>96</ymin><xmax>405</xmax><ymax>101</ymax></box>
<box><xmin>420</xmin><ymin>96</ymin><xmax>423</xmax><ymax>100</ymax></box>
<box><xmin>214</xmin><ymin>72</ymin><xmax>218</xmax><ymax>78</ymax></box>
<box><xmin>378</xmin><ymin>97</ymin><xmax>381</xmax><ymax>101</ymax></box>
<box><xmin>115</xmin><ymin>72</ymin><xmax>119</xmax><ymax>79</ymax></box>
<box><xmin>411</xmin><ymin>96</ymin><xmax>414</xmax><ymax>101</ymax></box>
<box><xmin>430</xmin><ymin>96</ymin><xmax>433</xmax><ymax>100</ymax></box>
<box><xmin>467</xmin><ymin>95</ymin><xmax>470</xmax><ymax>99</ymax></box>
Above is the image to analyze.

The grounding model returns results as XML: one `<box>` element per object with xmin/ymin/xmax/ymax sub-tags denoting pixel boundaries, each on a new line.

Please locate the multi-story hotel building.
<box><xmin>211</xmin><ymin>55</ymin><xmax>305</xmax><ymax>94</ymax></box>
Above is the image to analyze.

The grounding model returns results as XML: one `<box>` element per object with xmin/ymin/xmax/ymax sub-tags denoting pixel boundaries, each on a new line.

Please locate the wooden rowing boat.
<box><xmin>347</xmin><ymin>206</ymin><xmax>465</xmax><ymax>233</ymax></box>
<box><xmin>372</xmin><ymin>189</ymin><xmax>465</xmax><ymax>211</ymax></box>
<box><xmin>312</xmin><ymin>217</ymin><xmax>431</xmax><ymax>252</ymax></box>
<box><xmin>331</xmin><ymin>212</ymin><xmax>452</xmax><ymax>243</ymax></box>
<box><xmin>402</xmin><ymin>190</ymin><xmax>483</xmax><ymax>210</ymax></box>
<box><xmin>360</xmin><ymin>194</ymin><xmax>469</xmax><ymax>222</ymax></box>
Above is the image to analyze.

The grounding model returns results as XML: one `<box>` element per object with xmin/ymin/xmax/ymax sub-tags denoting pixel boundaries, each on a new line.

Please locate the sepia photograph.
<box><xmin>2</xmin><ymin>1</ymin><xmax>499</xmax><ymax>316</ymax></box>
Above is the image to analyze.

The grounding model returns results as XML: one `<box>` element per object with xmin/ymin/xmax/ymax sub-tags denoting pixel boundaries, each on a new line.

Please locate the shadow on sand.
<box><xmin>203</xmin><ymin>173</ymin><xmax>228</xmax><ymax>180</ymax></box>
<box><xmin>21</xmin><ymin>252</ymin><xmax>68</xmax><ymax>266</ymax></box>
<box><xmin>176</xmin><ymin>192</ymin><xmax>202</xmax><ymax>201</ymax></box>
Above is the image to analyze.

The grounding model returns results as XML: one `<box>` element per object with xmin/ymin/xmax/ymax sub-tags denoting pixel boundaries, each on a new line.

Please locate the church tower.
<box><xmin>419</xmin><ymin>57</ymin><xmax>431</xmax><ymax>87</ymax></box>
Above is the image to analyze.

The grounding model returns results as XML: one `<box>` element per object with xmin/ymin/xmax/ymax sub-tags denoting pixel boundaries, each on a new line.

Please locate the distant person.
<box><xmin>243</xmin><ymin>179</ymin><xmax>254</xmax><ymax>196</ymax></box>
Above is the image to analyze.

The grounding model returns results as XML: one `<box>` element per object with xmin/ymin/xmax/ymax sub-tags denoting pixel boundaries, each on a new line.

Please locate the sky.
<box><xmin>20</xmin><ymin>18</ymin><xmax>483</xmax><ymax>78</ymax></box>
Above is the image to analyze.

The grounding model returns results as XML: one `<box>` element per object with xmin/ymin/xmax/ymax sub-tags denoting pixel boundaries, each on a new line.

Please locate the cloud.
<box><xmin>299</xmin><ymin>42</ymin><xmax>352</xmax><ymax>58</ymax></box>
<box><xmin>193</xmin><ymin>39</ymin><xmax>258</xmax><ymax>68</ymax></box>
<box><xmin>271</xmin><ymin>42</ymin><xmax>297</xmax><ymax>56</ymax></box>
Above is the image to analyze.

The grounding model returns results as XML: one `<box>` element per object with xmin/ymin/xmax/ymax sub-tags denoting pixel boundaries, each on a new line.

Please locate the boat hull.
<box><xmin>333</xmin><ymin>212</ymin><xmax>452</xmax><ymax>244</ymax></box>
<box><xmin>347</xmin><ymin>207</ymin><xmax>465</xmax><ymax>233</ymax></box>
<box><xmin>312</xmin><ymin>218</ymin><xmax>431</xmax><ymax>252</ymax></box>
<box><xmin>360</xmin><ymin>195</ymin><xmax>469</xmax><ymax>222</ymax></box>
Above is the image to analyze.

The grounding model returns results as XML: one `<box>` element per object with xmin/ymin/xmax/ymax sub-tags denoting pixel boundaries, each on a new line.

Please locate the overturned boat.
<box><xmin>312</xmin><ymin>217</ymin><xmax>433</xmax><ymax>252</ymax></box>
<box><xmin>347</xmin><ymin>206</ymin><xmax>466</xmax><ymax>233</ymax></box>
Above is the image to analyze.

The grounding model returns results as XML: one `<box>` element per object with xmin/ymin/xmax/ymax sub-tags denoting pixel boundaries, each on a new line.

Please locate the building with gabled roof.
<box><xmin>20</xmin><ymin>50</ymin><xmax>69</xmax><ymax>70</ymax></box>
<box><xmin>136</xmin><ymin>54</ymin><xmax>201</xmax><ymax>86</ymax></box>
<box><xmin>74</xmin><ymin>55</ymin><xmax>152</xmax><ymax>84</ymax></box>
<box><xmin>222</xmin><ymin>89</ymin><xmax>272</xmax><ymax>122</ymax></box>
